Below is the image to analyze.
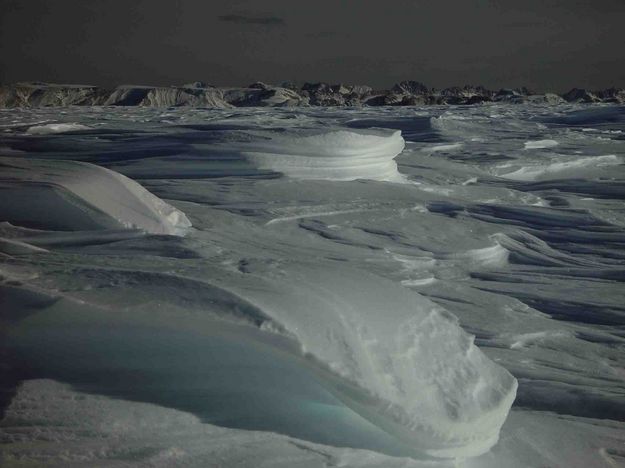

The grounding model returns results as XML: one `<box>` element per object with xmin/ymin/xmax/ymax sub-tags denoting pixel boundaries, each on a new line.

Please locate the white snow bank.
<box><xmin>26</xmin><ymin>122</ymin><xmax>92</xmax><ymax>134</ymax></box>
<box><xmin>240</xmin><ymin>128</ymin><xmax>406</xmax><ymax>182</ymax></box>
<box><xmin>523</xmin><ymin>139</ymin><xmax>559</xmax><ymax>150</ymax></box>
<box><xmin>422</xmin><ymin>143</ymin><xmax>463</xmax><ymax>153</ymax></box>
<box><xmin>230</xmin><ymin>264</ymin><xmax>518</xmax><ymax>458</ymax></box>
<box><xmin>0</xmin><ymin>158</ymin><xmax>191</xmax><ymax>235</ymax></box>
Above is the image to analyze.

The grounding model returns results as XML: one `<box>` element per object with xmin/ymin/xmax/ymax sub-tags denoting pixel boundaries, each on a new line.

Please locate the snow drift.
<box><xmin>228</xmin><ymin>264</ymin><xmax>518</xmax><ymax>458</ymax></box>
<box><xmin>240</xmin><ymin>128</ymin><xmax>406</xmax><ymax>181</ymax></box>
<box><xmin>0</xmin><ymin>158</ymin><xmax>191</xmax><ymax>235</ymax></box>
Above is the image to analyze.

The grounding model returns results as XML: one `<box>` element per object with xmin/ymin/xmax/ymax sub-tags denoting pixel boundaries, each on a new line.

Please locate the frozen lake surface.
<box><xmin>0</xmin><ymin>104</ymin><xmax>624</xmax><ymax>467</ymax></box>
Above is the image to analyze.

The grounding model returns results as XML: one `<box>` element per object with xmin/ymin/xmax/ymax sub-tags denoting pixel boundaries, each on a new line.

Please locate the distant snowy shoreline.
<box><xmin>1</xmin><ymin>80</ymin><xmax>623</xmax><ymax>108</ymax></box>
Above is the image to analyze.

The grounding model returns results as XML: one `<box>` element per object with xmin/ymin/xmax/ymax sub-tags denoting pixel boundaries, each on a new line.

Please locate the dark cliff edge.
<box><xmin>1</xmin><ymin>81</ymin><xmax>623</xmax><ymax>108</ymax></box>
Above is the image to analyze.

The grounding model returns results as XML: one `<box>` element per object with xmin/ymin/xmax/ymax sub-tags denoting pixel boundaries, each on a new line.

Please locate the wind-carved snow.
<box><xmin>226</xmin><ymin>265</ymin><xmax>517</xmax><ymax>458</ymax></box>
<box><xmin>25</xmin><ymin>122</ymin><xmax>92</xmax><ymax>134</ymax></box>
<box><xmin>523</xmin><ymin>139</ymin><xmax>559</xmax><ymax>150</ymax></box>
<box><xmin>0</xmin><ymin>158</ymin><xmax>191</xmax><ymax>235</ymax></box>
<box><xmin>1</xmin><ymin>104</ymin><xmax>624</xmax><ymax>468</ymax></box>
<box><xmin>500</xmin><ymin>154</ymin><xmax>621</xmax><ymax>181</ymax></box>
<box><xmin>240</xmin><ymin>128</ymin><xmax>406</xmax><ymax>181</ymax></box>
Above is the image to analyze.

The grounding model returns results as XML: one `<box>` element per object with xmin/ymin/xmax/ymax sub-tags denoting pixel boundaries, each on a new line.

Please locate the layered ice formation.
<box><xmin>239</xmin><ymin>128</ymin><xmax>406</xmax><ymax>181</ymax></box>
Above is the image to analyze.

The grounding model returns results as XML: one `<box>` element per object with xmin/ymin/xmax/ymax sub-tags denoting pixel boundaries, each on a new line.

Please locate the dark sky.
<box><xmin>1</xmin><ymin>0</ymin><xmax>623</xmax><ymax>92</ymax></box>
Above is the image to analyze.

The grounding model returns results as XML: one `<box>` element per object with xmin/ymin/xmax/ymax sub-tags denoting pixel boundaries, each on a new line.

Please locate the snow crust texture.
<box><xmin>1</xmin><ymin>103</ymin><xmax>624</xmax><ymax>468</ymax></box>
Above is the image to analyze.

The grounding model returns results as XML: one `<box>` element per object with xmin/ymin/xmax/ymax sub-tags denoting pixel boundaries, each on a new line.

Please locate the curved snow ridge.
<box><xmin>229</xmin><ymin>265</ymin><xmax>518</xmax><ymax>459</ymax></box>
<box><xmin>2</xmin><ymin>266</ymin><xmax>514</xmax><ymax>459</ymax></box>
<box><xmin>501</xmin><ymin>154</ymin><xmax>621</xmax><ymax>181</ymax></box>
<box><xmin>0</xmin><ymin>158</ymin><xmax>191</xmax><ymax>235</ymax></box>
<box><xmin>491</xmin><ymin>231</ymin><xmax>603</xmax><ymax>268</ymax></box>
<box><xmin>422</xmin><ymin>143</ymin><xmax>463</xmax><ymax>153</ymax></box>
<box><xmin>0</xmin><ymin>237</ymin><xmax>48</xmax><ymax>256</ymax></box>
<box><xmin>436</xmin><ymin>237</ymin><xmax>510</xmax><ymax>270</ymax></box>
<box><xmin>523</xmin><ymin>139</ymin><xmax>559</xmax><ymax>150</ymax></box>
<box><xmin>25</xmin><ymin>122</ymin><xmax>92</xmax><ymax>134</ymax></box>
<box><xmin>239</xmin><ymin>128</ymin><xmax>406</xmax><ymax>182</ymax></box>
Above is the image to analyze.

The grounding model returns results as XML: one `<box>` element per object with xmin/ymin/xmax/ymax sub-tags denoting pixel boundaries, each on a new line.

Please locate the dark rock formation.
<box><xmin>0</xmin><ymin>81</ymin><xmax>622</xmax><ymax>108</ymax></box>
<box><xmin>391</xmin><ymin>81</ymin><xmax>429</xmax><ymax>95</ymax></box>
<box><xmin>562</xmin><ymin>88</ymin><xmax>601</xmax><ymax>103</ymax></box>
<box><xmin>0</xmin><ymin>82</ymin><xmax>109</xmax><ymax>107</ymax></box>
<box><xmin>182</xmin><ymin>81</ymin><xmax>211</xmax><ymax>89</ymax></box>
<box><xmin>105</xmin><ymin>85</ymin><xmax>230</xmax><ymax>107</ymax></box>
<box><xmin>593</xmin><ymin>88</ymin><xmax>625</xmax><ymax>104</ymax></box>
<box><xmin>439</xmin><ymin>86</ymin><xmax>493</xmax><ymax>105</ymax></box>
<box><xmin>383</xmin><ymin>81</ymin><xmax>431</xmax><ymax>106</ymax></box>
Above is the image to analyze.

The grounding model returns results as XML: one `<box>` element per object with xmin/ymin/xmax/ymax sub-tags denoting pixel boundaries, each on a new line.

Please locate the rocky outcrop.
<box><xmin>223</xmin><ymin>85</ymin><xmax>308</xmax><ymax>107</ymax></box>
<box><xmin>0</xmin><ymin>82</ymin><xmax>109</xmax><ymax>107</ymax></box>
<box><xmin>299</xmin><ymin>82</ymin><xmax>376</xmax><ymax>107</ymax></box>
<box><xmin>438</xmin><ymin>86</ymin><xmax>493</xmax><ymax>105</ymax></box>
<box><xmin>0</xmin><ymin>82</ymin><xmax>232</xmax><ymax>108</ymax></box>
<box><xmin>561</xmin><ymin>88</ymin><xmax>601</xmax><ymax>103</ymax></box>
<box><xmin>103</xmin><ymin>85</ymin><xmax>230</xmax><ymax>107</ymax></box>
<box><xmin>1</xmin><ymin>81</ymin><xmax>622</xmax><ymax>108</ymax></box>
<box><xmin>526</xmin><ymin>93</ymin><xmax>566</xmax><ymax>105</ymax></box>
<box><xmin>561</xmin><ymin>87</ymin><xmax>625</xmax><ymax>104</ymax></box>
<box><xmin>384</xmin><ymin>81</ymin><xmax>432</xmax><ymax>105</ymax></box>
<box><xmin>588</xmin><ymin>87</ymin><xmax>625</xmax><ymax>104</ymax></box>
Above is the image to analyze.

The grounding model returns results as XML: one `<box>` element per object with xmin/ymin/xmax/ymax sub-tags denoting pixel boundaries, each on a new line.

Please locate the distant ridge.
<box><xmin>1</xmin><ymin>81</ymin><xmax>623</xmax><ymax>108</ymax></box>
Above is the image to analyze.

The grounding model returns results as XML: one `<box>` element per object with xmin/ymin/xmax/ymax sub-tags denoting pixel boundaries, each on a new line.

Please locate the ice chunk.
<box><xmin>0</xmin><ymin>158</ymin><xmax>191</xmax><ymax>235</ymax></box>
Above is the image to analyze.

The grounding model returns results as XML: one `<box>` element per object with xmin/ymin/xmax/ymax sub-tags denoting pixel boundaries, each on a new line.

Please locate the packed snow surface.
<box><xmin>1</xmin><ymin>103</ymin><xmax>624</xmax><ymax>467</ymax></box>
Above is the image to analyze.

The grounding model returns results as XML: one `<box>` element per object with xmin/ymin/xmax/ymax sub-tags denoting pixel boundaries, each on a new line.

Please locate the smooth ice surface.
<box><xmin>1</xmin><ymin>103</ymin><xmax>624</xmax><ymax>467</ymax></box>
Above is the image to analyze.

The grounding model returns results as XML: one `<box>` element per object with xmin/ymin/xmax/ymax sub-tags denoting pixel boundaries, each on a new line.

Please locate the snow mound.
<box><xmin>240</xmin><ymin>128</ymin><xmax>406</xmax><ymax>181</ymax></box>
<box><xmin>26</xmin><ymin>122</ymin><xmax>91</xmax><ymax>134</ymax></box>
<box><xmin>0</xmin><ymin>158</ymin><xmax>191</xmax><ymax>235</ymax></box>
<box><xmin>500</xmin><ymin>154</ymin><xmax>621</xmax><ymax>181</ymax></box>
<box><xmin>523</xmin><ymin>139</ymin><xmax>559</xmax><ymax>150</ymax></box>
<box><xmin>231</xmin><ymin>265</ymin><xmax>518</xmax><ymax>458</ymax></box>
